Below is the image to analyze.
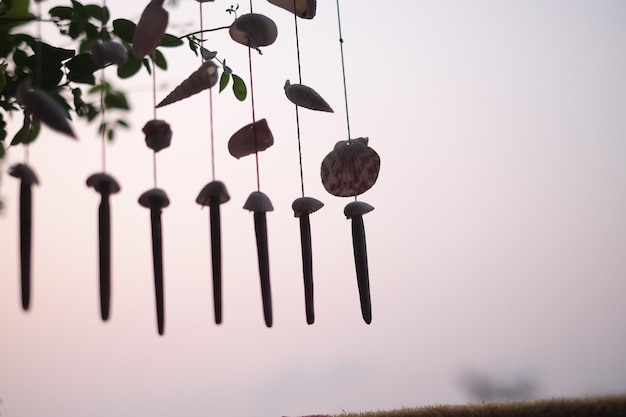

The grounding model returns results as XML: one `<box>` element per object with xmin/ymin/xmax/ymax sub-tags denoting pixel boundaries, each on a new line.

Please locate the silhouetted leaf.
<box><xmin>117</xmin><ymin>56</ymin><xmax>141</xmax><ymax>78</ymax></box>
<box><xmin>153</xmin><ymin>49</ymin><xmax>167</xmax><ymax>70</ymax></box>
<box><xmin>160</xmin><ymin>33</ymin><xmax>183</xmax><ymax>47</ymax></box>
<box><xmin>104</xmin><ymin>91</ymin><xmax>129</xmax><ymax>110</ymax></box>
<box><xmin>65</xmin><ymin>53</ymin><xmax>99</xmax><ymax>84</ymax></box>
<box><xmin>200</xmin><ymin>47</ymin><xmax>216</xmax><ymax>61</ymax></box>
<box><xmin>48</xmin><ymin>6</ymin><xmax>73</xmax><ymax>21</ymax></box>
<box><xmin>112</xmin><ymin>19</ymin><xmax>136</xmax><ymax>44</ymax></box>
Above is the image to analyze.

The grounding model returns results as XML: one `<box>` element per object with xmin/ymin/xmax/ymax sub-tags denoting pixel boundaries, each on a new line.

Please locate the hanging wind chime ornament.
<box><xmin>87</xmin><ymin>173</ymin><xmax>120</xmax><ymax>320</ymax></box>
<box><xmin>269</xmin><ymin>0</ymin><xmax>334</xmax><ymax>324</ymax></box>
<box><xmin>191</xmin><ymin>0</ymin><xmax>230</xmax><ymax>324</ymax></box>
<box><xmin>86</xmin><ymin>0</ymin><xmax>126</xmax><ymax>321</ymax></box>
<box><xmin>228</xmin><ymin>3</ymin><xmax>278</xmax><ymax>327</ymax></box>
<box><xmin>11</xmin><ymin>3</ymin><xmax>77</xmax><ymax>311</ymax></box>
<box><xmin>319</xmin><ymin>1</ymin><xmax>381</xmax><ymax>324</ymax></box>
<box><xmin>139</xmin><ymin>120</ymin><xmax>172</xmax><ymax>336</ymax></box>
<box><xmin>9</xmin><ymin>164</ymin><xmax>38</xmax><ymax>310</ymax></box>
<box><xmin>134</xmin><ymin>0</ymin><xmax>171</xmax><ymax>335</ymax></box>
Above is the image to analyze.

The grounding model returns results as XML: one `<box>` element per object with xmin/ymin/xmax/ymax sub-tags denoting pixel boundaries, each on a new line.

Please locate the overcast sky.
<box><xmin>1</xmin><ymin>1</ymin><xmax>625</xmax><ymax>417</ymax></box>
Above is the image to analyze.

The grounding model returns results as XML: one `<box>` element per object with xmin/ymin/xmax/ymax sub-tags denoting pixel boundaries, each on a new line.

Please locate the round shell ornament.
<box><xmin>228</xmin><ymin>118</ymin><xmax>274</xmax><ymax>159</ymax></box>
<box><xmin>284</xmin><ymin>80</ymin><xmax>333</xmax><ymax>112</ymax></box>
<box><xmin>156</xmin><ymin>61</ymin><xmax>219</xmax><ymax>108</ymax></box>
<box><xmin>229</xmin><ymin>13</ymin><xmax>278</xmax><ymax>48</ymax></box>
<box><xmin>143</xmin><ymin>119</ymin><xmax>172</xmax><ymax>152</ymax></box>
<box><xmin>268</xmin><ymin>0</ymin><xmax>316</xmax><ymax>19</ymax></box>
<box><xmin>320</xmin><ymin>137</ymin><xmax>380</xmax><ymax>197</ymax></box>
<box><xmin>90</xmin><ymin>41</ymin><xmax>128</xmax><ymax>67</ymax></box>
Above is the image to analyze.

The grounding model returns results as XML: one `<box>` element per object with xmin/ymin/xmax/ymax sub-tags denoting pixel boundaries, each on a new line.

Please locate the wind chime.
<box><xmin>319</xmin><ymin>0</ymin><xmax>381</xmax><ymax>324</ymax></box>
<box><xmin>10</xmin><ymin>1</ymin><xmax>77</xmax><ymax>311</ymax></box>
<box><xmin>190</xmin><ymin>0</ymin><xmax>230</xmax><ymax>326</ymax></box>
<box><xmin>132</xmin><ymin>0</ymin><xmax>172</xmax><ymax>335</ymax></box>
<box><xmin>86</xmin><ymin>0</ymin><xmax>127</xmax><ymax>321</ymax></box>
<box><xmin>9</xmin><ymin>0</ymin><xmax>380</xmax><ymax>328</ymax></box>
<box><xmin>270</xmin><ymin>0</ymin><xmax>333</xmax><ymax>324</ymax></box>
<box><xmin>228</xmin><ymin>1</ymin><xmax>279</xmax><ymax>328</ymax></box>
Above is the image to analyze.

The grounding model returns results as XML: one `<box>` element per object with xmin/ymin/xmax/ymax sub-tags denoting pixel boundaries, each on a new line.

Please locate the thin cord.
<box><xmin>100</xmin><ymin>0</ymin><xmax>107</xmax><ymax>172</ymax></box>
<box><xmin>199</xmin><ymin>2</ymin><xmax>216</xmax><ymax>181</ymax></box>
<box><xmin>335</xmin><ymin>0</ymin><xmax>351</xmax><ymax>142</ymax></box>
<box><xmin>292</xmin><ymin>0</ymin><xmax>305</xmax><ymax>197</ymax></box>
<box><xmin>152</xmin><ymin>57</ymin><xmax>158</xmax><ymax>188</ymax></box>
<box><xmin>248</xmin><ymin>44</ymin><xmax>261</xmax><ymax>192</ymax></box>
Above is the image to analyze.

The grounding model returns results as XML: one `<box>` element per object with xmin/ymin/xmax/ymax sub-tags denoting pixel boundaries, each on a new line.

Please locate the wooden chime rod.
<box><xmin>209</xmin><ymin>198</ymin><xmax>223</xmax><ymax>324</ymax></box>
<box><xmin>253</xmin><ymin>212</ymin><xmax>272</xmax><ymax>327</ymax></box>
<box><xmin>350</xmin><ymin>214</ymin><xmax>371</xmax><ymax>324</ymax></box>
<box><xmin>18</xmin><ymin>179</ymin><xmax>33</xmax><ymax>310</ymax></box>
<box><xmin>98</xmin><ymin>190</ymin><xmax>112</xmax><ymax>320</ymax></box>
<box><xmin>150</xmin><ymin>207</ymin><xmax>165</xmax><ymax>335</ymax></box>
<box><xmin>299</xmin><ymin>213</ymin><xmax>314</xmax><ymax>324</ymax></box>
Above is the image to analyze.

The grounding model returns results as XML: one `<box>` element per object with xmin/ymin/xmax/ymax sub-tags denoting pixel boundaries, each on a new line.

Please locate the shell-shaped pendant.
<box><xmin>16</xmin><ymin>82</ymin><xmax>76</xmax><ymax>139</ymax></box>
<box><xmin>229</xmin><ymin>13</ymin><xmax>278</xmax><ymax>48</ymax></box>
<box><xmin>156</xmin><ymin>61</ymin><xmax>219</xmax><ymax>108</ymax></box>
<box><xmin>143</xmin><ymin>119</ymin><xmax>172</xmax><ymax>152</ymax></box>
<box><xmin>90</xmin><ymin>41</ymin><xmax>128</xmax><ymax>67</ymax></box>
<box><xmin>267</xmin><ymin>0</ymin><xmax>316</xmax><ymax>19</ymax></box>
<box><xmin>132</xmin><ymin>0</ymin><xmax>169</xmax><ymax>59</ymax></box>
<box><xmin>228</xmin><ymin>119</ymin><xmax>274</xmax><ymax>159</ymax></box>
<box><xmin>320</xmin><ymin>138</ymin><xmax>380</xmax><ymax>197</ymax></box>
<box><xmin>284</xmin><ymin>80</ymin><xmax>333</xmax><ymax>112</ymax></box>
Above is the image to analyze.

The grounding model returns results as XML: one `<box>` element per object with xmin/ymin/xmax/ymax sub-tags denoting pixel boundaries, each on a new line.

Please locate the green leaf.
<box><xmin>11</xmin><ymin>113</ymin><xmax>30</xmax><ymax>146</ymax></box>
<box><xmin>116</xmin><ymin>119</ymin><xmax>129</xmax><ymax>128</ymax></box>
<box><xmin>153</xmin><ymin>49</ymin><xmax>167</xmax><ymax>70</ymax></box>
<box><xmin>48</xmin><ymin>6</ymin><xmax>74</xmax><ymax>21</ymax></box>
<box><xmin>112</xmin><ymin>19</ymin><xmax>136</xmax><ymax>44</ymax></box>
<box><xmin>160</xmin><ymin>33</ymin><xmax>183</xmax><ymax>47</ymax></box>
<box><xmin>231</xmin><ymin>74</ymin><xmax>247</xmax><ymax>101</ymax></box>
<box><xmin>219</xmin><ymin>71</ymin><xmax>230</xmax><ymax>93</ymax></box>
<box><xmin>0</xmin><ymin>64</ymin><xmax>6</xmax><ymax>93</ymax></box>
<box><xmin>200</xmin><ymin>47</ymin><xmax>217</xmax><ymax>61</ymax></box>
<box><xmin>187</xmin><ymin>37</ymin><xmax>198</xmax><ymax>56</ymax></box>
<box><xmin>85</xmin><ymin>5</ymin><xmax>110</xmax><ymax>24</ymax></box>
<box><xmin>142</xmin><ymin>58</ymin><xmax>152</xmax><ymax>75</ymax></box>
<box><xmin>65</xmin><ymin>53</ymin><xmax>99</xmax><ymax>84</ymax></box>
<box><xmin>0</xmin><ymin>141</ymin><xmax>5</xmax><ymax>159</ymax></box>
<box><xmin>117</xmin><ymin>56</ymin><xmax>141</xmax><ymax>78</ymax></box>
<box><xmin>104</xmin><ymin>91</ymin><xmax>129</xmax><ymax>110</ymax></box>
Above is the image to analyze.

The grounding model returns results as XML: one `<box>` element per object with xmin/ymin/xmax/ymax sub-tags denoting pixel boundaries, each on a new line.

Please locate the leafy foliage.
<box><xmin>0</xmin><ymin>0</ymin><xmax>249</xmax><ymax>159</ymax></box>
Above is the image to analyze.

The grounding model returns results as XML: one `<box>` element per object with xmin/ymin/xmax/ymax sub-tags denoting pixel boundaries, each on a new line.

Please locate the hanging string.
<box><xmin>26</xmin><ymin>1</ymin><xmax>44</xmax><ymax>165</ymax></box>
<box><xmin>199</xmin><ymin>1</ymin><xmax>216</xmax><ymax>181</ymax></box>
<box><xmin>292</xmin><ymin>0</ymin><xmax>305</xmax><ymax>197</ymax></box>
<box><xmin>99</xmin><ymin>0</ymin><xmax>107</xmax><ymax>173</ymax></box>
<box><xmin>334</xmin><ymin>0</ymin><xmax>351</xmax><ymax>143</ymax></box>
<box><xmin>245</xmin><ymin>1</ymin><xmax>261</xmax><ymax>192</ymax></box>
<box><xmin>152</xmin><ymin>56</ymin><xmax>158</xmax><ymax>188</ymax></box>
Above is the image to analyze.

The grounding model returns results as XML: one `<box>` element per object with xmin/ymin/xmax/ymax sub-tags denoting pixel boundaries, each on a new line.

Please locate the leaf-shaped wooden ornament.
<box><xmin>284</xmin><ymin>80</ymin><xmax>333</xmax><ymax>112</ymax></box>
<box><xmin>156</xmin><ymin>61</ymin><xmax>219</xmax><ymax>108</ymax></box>
<box><xmin>320</xmin><ymin>138</ymin><xmax>380</xmax><ymax>197</ymax></box>
<box><xmin>132</xmin><ymin>0</ymin><xmax>169</xmax><ymax>59</ymax></box>
<box><xmin>16</xmin><ymin>82</ymin><xmax>76</xmax><ymax>139</ymax></box>
<box><xmin>267</xmin><ymin>0</ymin><xmax>316</xmax><ymax>19</ymax></box>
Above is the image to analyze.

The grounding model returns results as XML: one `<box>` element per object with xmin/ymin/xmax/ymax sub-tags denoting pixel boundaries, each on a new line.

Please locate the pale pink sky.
<box><xmin>1</xmin><ymin>1</ymin><xmax>625</xmax><ymax>416</ymax></box>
